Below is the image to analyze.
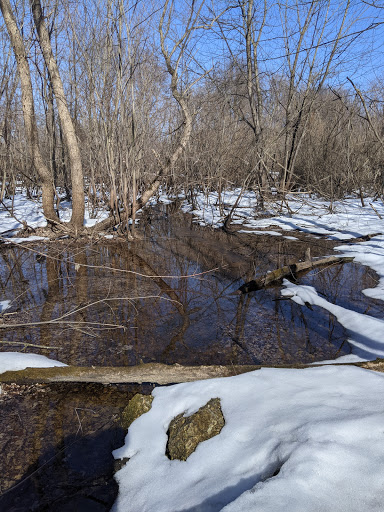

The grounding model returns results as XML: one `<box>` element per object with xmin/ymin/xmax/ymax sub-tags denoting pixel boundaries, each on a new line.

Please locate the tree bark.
<box><xmin>0</xmin><ymin>359</ymin><xmax>383</xmax><ymax>385</ymax></box>
<box><xmin>237</xmin><ymin>255</ymin><xmax>355</xmax><ymax>293</ymax></box>
<box><xmin>0</xmin><ymin>0</ymin><xmax>58</xmax><ymax>222</ymax></box>
<box><xmin>30</xmin><ymin>0</ymin><xmax>85</xmax><ymax>229</ymax></box>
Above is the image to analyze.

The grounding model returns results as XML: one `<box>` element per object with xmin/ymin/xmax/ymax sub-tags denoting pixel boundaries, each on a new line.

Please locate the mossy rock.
<box><xmin>166</xmin><ymin>397</ymin><xmax>225</xmax><ymax>461</ymax></box>
<box><xmin>121</xmin><ymin>393</ymin><xmax>154</xmax><ymax>430</ymax></box>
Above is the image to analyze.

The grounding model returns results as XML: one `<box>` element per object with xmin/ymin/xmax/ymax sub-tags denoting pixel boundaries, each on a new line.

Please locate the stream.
<box><xmin>0</xmin><ymin>207</ymin><xmax>383</xmax><ymax>510</ymax></box>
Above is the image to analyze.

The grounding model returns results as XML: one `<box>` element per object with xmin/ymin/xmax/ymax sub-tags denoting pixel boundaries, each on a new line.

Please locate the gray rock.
<box><xmin>166</xmin><ymin>397</ymin><xmax>225</xmax><ymax>461</ymax></box>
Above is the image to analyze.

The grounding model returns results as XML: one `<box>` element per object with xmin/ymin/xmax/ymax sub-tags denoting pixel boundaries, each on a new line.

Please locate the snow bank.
<box><xmin>113</xmin><ymin>366</ymin><xmax>384</xmax><ymax>512</ymax></box>
<box><xmin>0</xmin><ymin>352</ymin><xmax>67</xmax><ymax>374</ymax></box>
<box><xmin>182</xmin><ymin>190</ymin><xmax>384</xmax><ymax>240</ymax></box>
<box><xmin>282</xmin><ymin>280</ymin><xmax>384</xmax><ymax>361</ymax></box>
<box><xmin>0</xmin><ymin>192</ymin><xmax>109</xmax><ymax>240</ymax></box>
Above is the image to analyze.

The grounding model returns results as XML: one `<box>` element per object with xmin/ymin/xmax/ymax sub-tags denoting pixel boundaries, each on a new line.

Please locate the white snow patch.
<box><xmin>181</xmin><ymin>191</ymin><xmax>384</xmax><ymax>241</ymax></box>
<box><xmin>4</xmin><ymin>236</ymin><xmax>49</xmax><ymax>244</ymax></box>
<box><xmin>0</xmin><ymin>352</ymin><xmax>67</xmax><ymax>374</ymax></box>
<box><xmin>113</xmin><ymin>366</ymin><xmax>384</xmax><ymax>512</ymax></box>
<box><xmin>0</xmin><ymin>191</ymin><xmax>110</xmax><ymax>240</ymax></box>
<box><xmin>238</xmin><ymin>229</ymin><xmax>283</xmax><ymax>236</ymax></box>
<box><xmin>0</xmin><ymin>300</ymin><xmax>11</xmax><ymax>313</ymax></box>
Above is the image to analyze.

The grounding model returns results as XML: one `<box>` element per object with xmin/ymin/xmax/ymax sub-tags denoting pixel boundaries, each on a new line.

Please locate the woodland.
<box><xmin>2</xmin><ymin>3</ymin><xmax>384</xmax><ymax>510</ymax></box>
<box><xmin>0</xmin><ymin>0</ymin><xmax>384</xmax><ymax>235</ymax></box>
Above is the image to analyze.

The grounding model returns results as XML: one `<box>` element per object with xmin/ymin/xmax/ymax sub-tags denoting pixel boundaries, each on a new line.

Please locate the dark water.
<box><xmin>1</xmin><ymin>209</ymin><xmax>380</xmax><ymax>367</ymax></box>
<box><xmin>0</xmin><ymin>208</ymin><xmax>382</xmax><ymax>509</ymax></box>
<box><xmin>0</xmin><ymin>381</ymin><xmax>154</xmax><ymax>511</ymax></box>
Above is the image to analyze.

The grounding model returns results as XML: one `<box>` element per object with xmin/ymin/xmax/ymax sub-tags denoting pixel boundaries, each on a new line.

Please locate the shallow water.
<box><xmin>0</xmin><ymin>381</ymin><xmax>154</xmax><ymax>511</ymax></box>
<box><xmin>0</xmin><ymin>209</ymin><xmax>382</xmax><ymax>367</ymax></box>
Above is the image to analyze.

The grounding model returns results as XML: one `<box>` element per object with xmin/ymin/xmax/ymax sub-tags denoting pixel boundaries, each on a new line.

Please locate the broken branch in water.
<box><xmin>0</xmin><ymin>341</ymin><xmax>61</xmax><ymax>349</ymax></box>
<box><xmin>0</xmin><ymin>295</ymin><xmax>181</xmax><ymax>330</ymax></box>
<box><xmin>236</xmin><ymin>255</ymin><xmax>354</xmax><ymax>294</ymax></box>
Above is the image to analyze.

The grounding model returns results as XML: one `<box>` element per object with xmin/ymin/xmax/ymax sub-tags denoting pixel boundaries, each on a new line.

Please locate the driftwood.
<box><xmin>237</xmin><ymin>255</ymin><xmax>354</xmax><ymax>294</ymax></box>
<box><xmin>0</xmin><ymin>359</ymin><xmax>383</xmax><ymax>385</ymax></box>
<box><xmin>0</xmin><ymin>363</ymin><xmax>260</xmax><ymax>385</ymax></box>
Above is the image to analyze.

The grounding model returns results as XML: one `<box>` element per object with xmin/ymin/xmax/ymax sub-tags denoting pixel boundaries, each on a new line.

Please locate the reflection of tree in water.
<box><xmin>0</xmin><ymin>214</ymin><xmax>379</xmax><ymax>365</ymax></box>
<box><xmin>120</xmin><ymin>249</ymin><xmax>190</xmax><ymax>358</ymax></box>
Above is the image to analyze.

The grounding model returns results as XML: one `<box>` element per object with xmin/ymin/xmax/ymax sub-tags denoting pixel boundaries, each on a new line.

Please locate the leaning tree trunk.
<box><xmin>0</xmin><ymin>0</ymin><xmax>58</xmax><ymax>223</ymax></box>
<box><xmin>93</xmin><ymin>0</ymin><xmax>195</xmax><ymax>233</ymax></box>
<box><xmin>31</xmin><ymin>0</ymin><xmax>85</xmax><ymax>230</ymax></box>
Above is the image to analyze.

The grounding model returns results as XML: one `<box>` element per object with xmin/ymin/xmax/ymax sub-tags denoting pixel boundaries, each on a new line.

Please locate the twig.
<box><xmin>0</xmin><ymin>341</ymin><xmax>61</xmax><ymax>349</ymax></box>
<box><xmin>0</xmin><ymin>320</ymin><xmax>125</xmax><ymax>329</ymax></box>
<box><xmin>369</xmin><ymin>202</ymin><xmax>383</xmax><ymax>220</ymax></box>
<box><xmin>0</xmin><ymin>236</ymin><xmax>221</xmax><ymax>280</ymax></box>
<box><xmin>0</xmin><ymin>295</ymin><xmax>181</xmax><ymax>329</ymax></box>
<box><xmin>75</xmin><ymin>407</ymin><xmax>96</xmax><ymax>435</ymax></box>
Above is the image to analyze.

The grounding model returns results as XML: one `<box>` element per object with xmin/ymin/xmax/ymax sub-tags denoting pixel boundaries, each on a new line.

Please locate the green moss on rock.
<box><xmin>166</xmin><ymin>397</ymin><xmax>225</xmax><ymax>461</ymax></box>
<box><xmin>121</xmin><ymin>393</ymin><xmax>154</xmax><ymax>430</ymax></box>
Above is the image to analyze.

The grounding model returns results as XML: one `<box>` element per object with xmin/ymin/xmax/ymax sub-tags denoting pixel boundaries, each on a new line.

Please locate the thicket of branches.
<box><xmin>1</xmin><ymin>0</ymin><xmax>384</xmax><ymax>231</ymax></box>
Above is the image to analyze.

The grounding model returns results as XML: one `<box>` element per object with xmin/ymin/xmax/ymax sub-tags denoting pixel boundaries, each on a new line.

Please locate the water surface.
<box><xmin>1</xmin><ymin>209</ymin><xmax>381</xmax><ymax>367</ymax></box>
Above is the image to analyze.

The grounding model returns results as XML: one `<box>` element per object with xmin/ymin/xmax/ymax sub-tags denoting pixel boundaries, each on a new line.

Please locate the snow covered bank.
<box><xmin>181</xmin><ymin>190</ymin><xmax>384</xmax><ymax>241</ymax></box>
<box><xmin>113</xmin><ymin>365</ymin><xmax>384</xmax><ymax>512</ymax></box>
<box><xmin>282</xmin><ymin>280</ymin><xmax>384</xmax><ymax>362</ymax></box>
<box><xmin>0</xmin><ymin>192</ymin><xmax>108</xmax><ymax>242</ymax></box>
<box><xmin>0</xmin><ymin>352</ymin><xmax>67</xmax><ymax>374</ymax></box>
<box><xmin>2</xmin><ymin>189</ymin><xmax>382</xmax><ymax>243</ymax></box>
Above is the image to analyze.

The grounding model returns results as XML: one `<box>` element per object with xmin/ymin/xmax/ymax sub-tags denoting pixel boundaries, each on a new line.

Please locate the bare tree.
<box><xmin>30</xmin><ymin>0</ymin><xmax>84</xmax><ymax>229</ymax></box>
<box><xmin>0</xmin><ymin>0</ymin><xmax>58</xmax><ymax>222</ymax></box>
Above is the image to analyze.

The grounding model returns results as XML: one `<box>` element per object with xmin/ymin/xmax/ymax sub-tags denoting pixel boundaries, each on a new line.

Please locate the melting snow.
<box><xmin>0</xmin><ymin>352</ymin><xmax>67</xmax><ymax>374</ymax></box>
<box><xmin>2</xmin><ymin>189</ymin><xmax>384</xmax><ymax>511</ymax></box>
<box><xmin>113</xmin><ymin>366</ymin><xmax>384</xmax><ymax>512</ymax></box>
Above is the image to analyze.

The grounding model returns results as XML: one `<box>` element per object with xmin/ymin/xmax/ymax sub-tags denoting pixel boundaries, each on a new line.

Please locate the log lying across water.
<box><xmin>237</xmin><ymin>255</ymin><xmax>355</xmax><ymax>294</ymax></box>
<box><xmin>0</xmin><ymin>359</ymin><xmax>383</xmax><ymax>385</ymax></box>
<box><xmin>0</xmin><ymin>363</ymin><xmax>260</xmax><ymax>385</ymax></box>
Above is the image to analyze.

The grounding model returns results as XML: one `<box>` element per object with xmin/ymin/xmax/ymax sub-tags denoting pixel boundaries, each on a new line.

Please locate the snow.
<box><xmin>182</xmin><ymin>190</ymin><xmax>384</xmax><ymax>240</ymax></box>
<box><xmin>0</xmin><ymin>352</ymin><xmax>67</xmax><ymax>374</ymax></box>
<box><xmin>0</xmin><ymin>300</ymin><xmax>11</xmax><ymax>314</ymax></box>
<box><xmin>113</xmin><ymin>366</ymin><xmax>384</xmax><ymax>512</ymax></box>
<box><xmin>238</xmin><ymin>229</ymin><xmax>283</xmax><ymax>236</ymax></box>
<box><xmin>0</xmin><ymin>191</ymin><xmax>109</xmax><ymax>240</ymax></box>
<box><xmin>4</xmin><ymin>236</ymin><xmax>49</xmax><ymax>244</ymax></box>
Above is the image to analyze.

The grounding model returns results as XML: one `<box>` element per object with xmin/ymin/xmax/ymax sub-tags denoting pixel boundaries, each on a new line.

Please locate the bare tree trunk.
<box><xmin>0</xmin><ymin>0</ymin><xmax>58</xmax><ymax>222</ymax></box>
<box><xmin>30</xmin><ymin>0</ymin><xmax>84</xmax><ymax>229</ymax></box>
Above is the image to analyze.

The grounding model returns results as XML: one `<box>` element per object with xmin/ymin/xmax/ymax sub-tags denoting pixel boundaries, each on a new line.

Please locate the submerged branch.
<box><xmin>0</xmin><ymin>295</ymin><xmax>182</xmax><ymax>329</ymax></box>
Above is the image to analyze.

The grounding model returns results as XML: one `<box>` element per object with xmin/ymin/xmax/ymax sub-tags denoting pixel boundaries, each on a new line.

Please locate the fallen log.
<box><xmin>237</xmin><ymin>255</ymin><xmax>354</xmax><ymax>294</ymax></box>
<box><xmin>0</xmin><ymin>359</ymin><xmax>383</xmax><ymax>385</ymax></box>
<box><xmin>0</xmin><ymin>363</ymin><xmax>260</xmax><ymax>385</ymax></box>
